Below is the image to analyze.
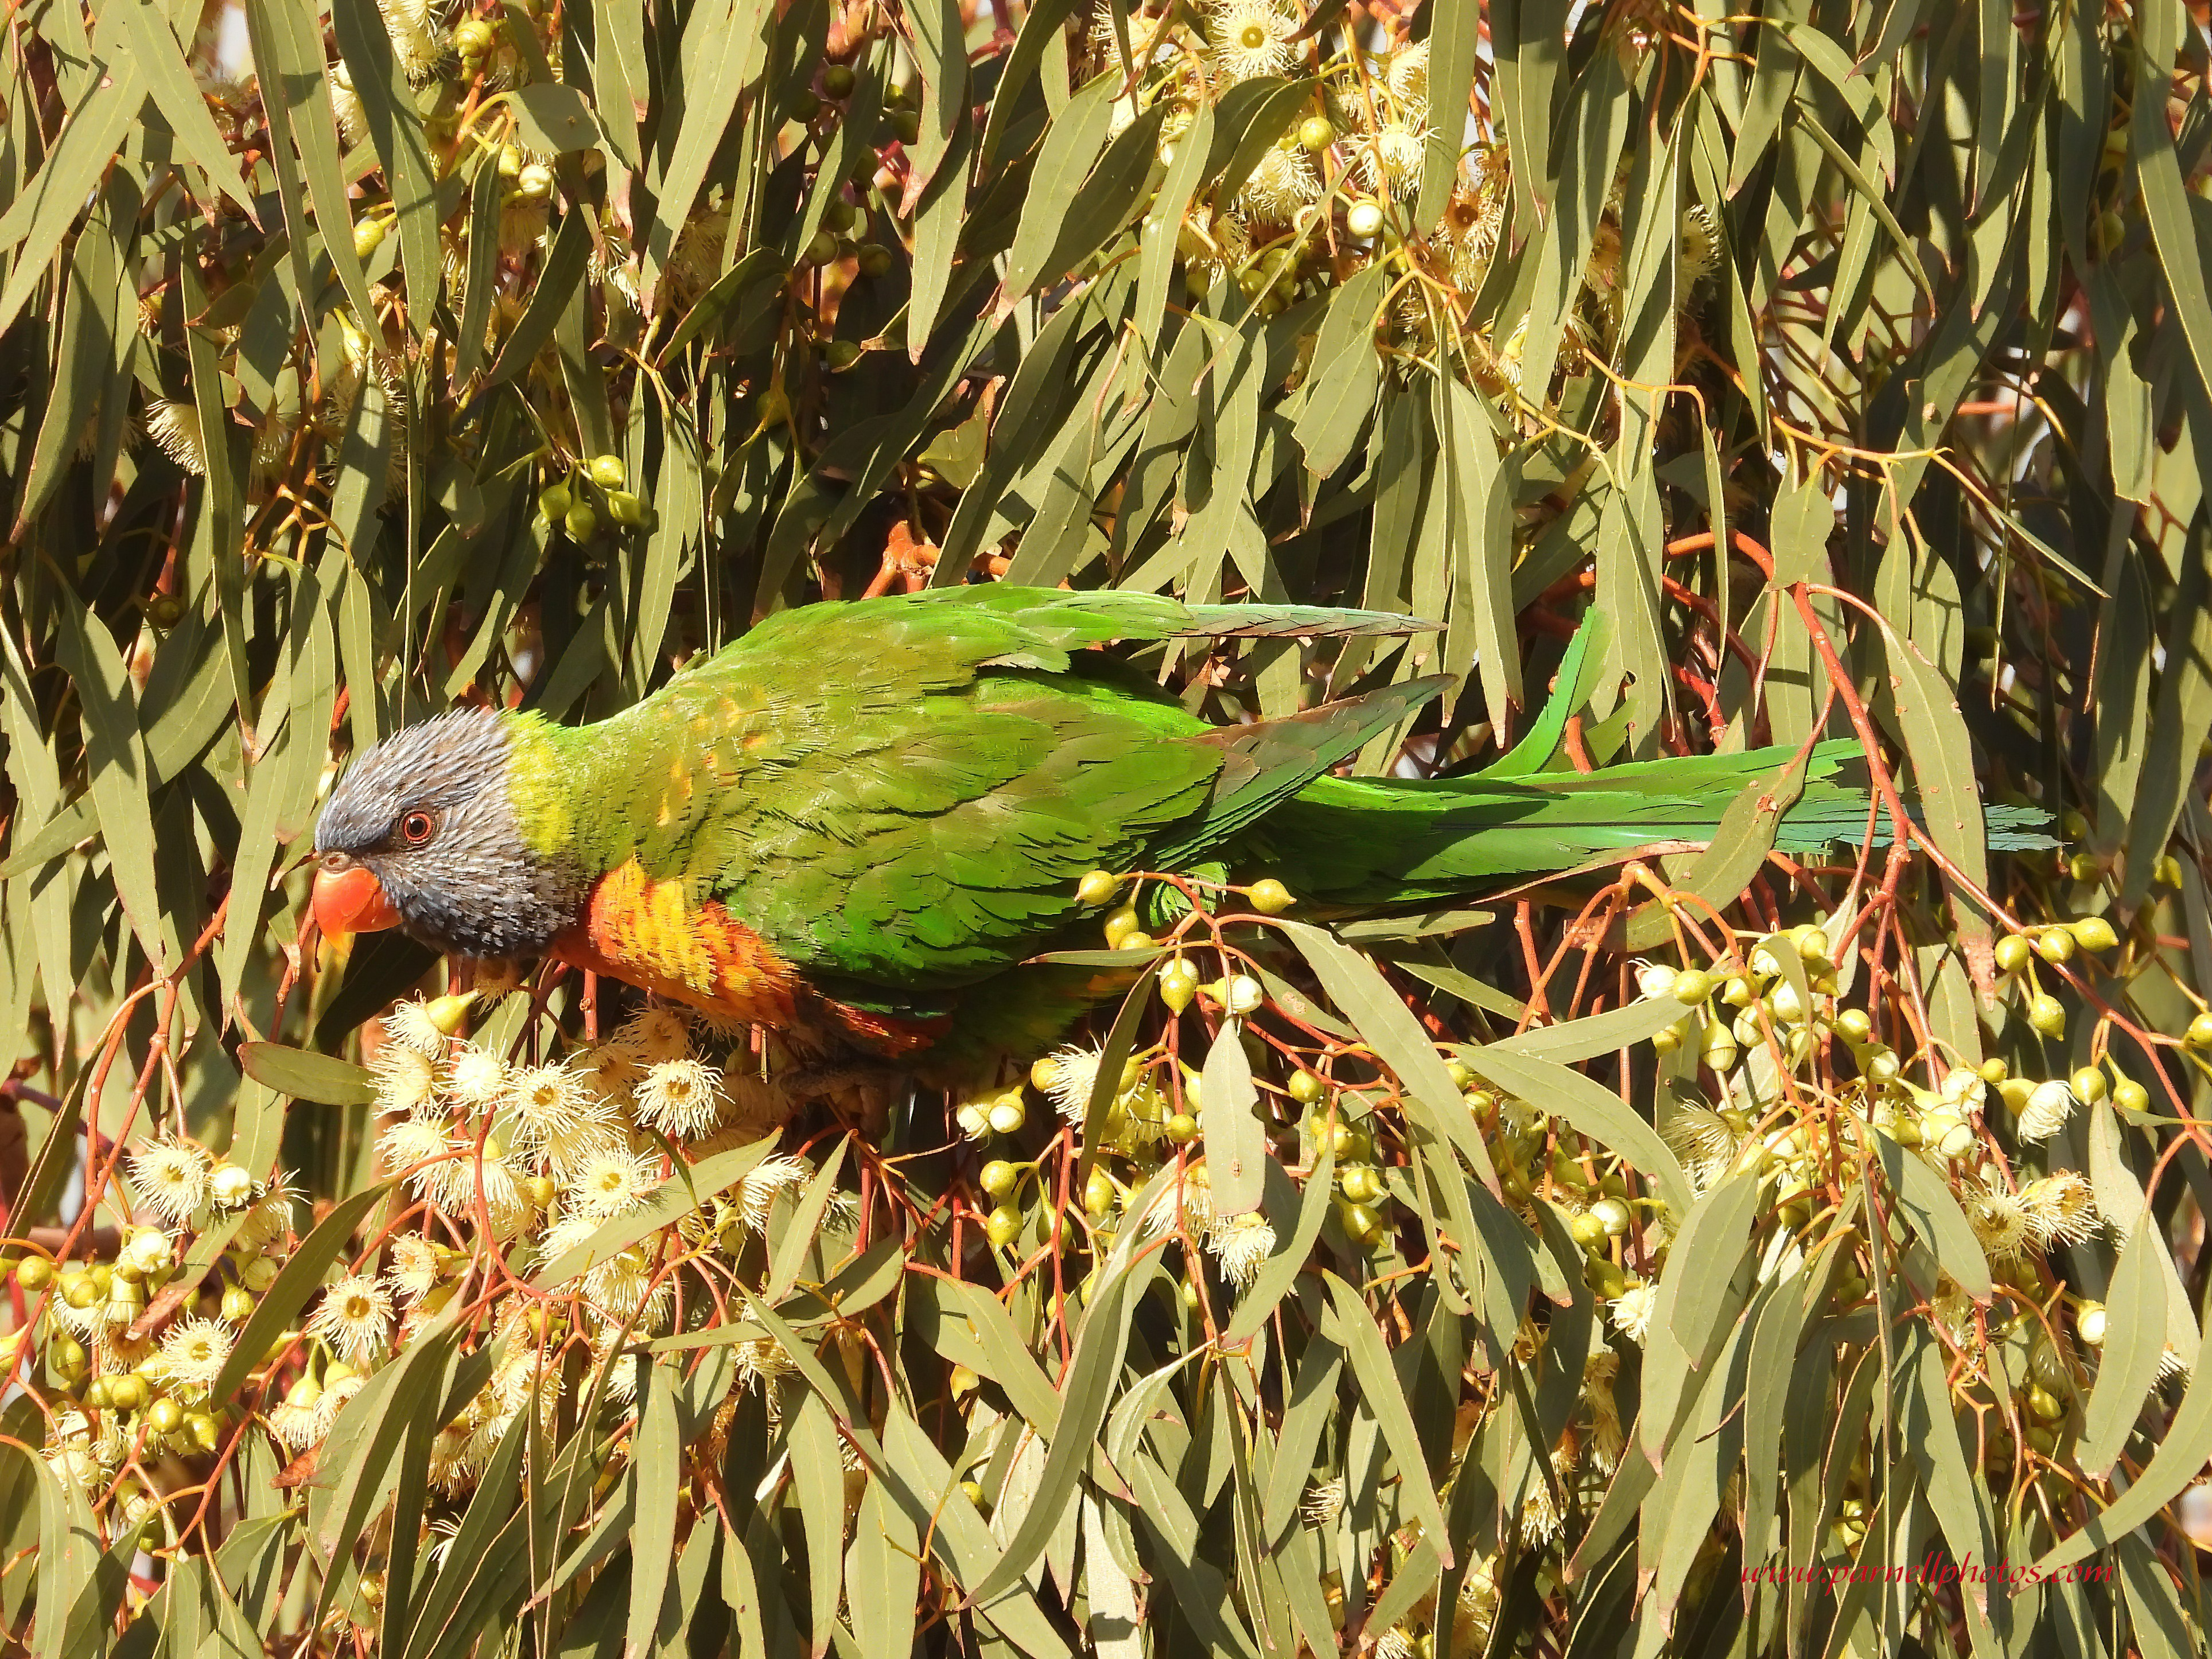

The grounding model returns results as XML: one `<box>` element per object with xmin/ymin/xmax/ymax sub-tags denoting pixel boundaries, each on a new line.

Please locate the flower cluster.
<box><xmin>950</xmin><ymin>874</ymin><xmax>1327</xmax><ymax>1283</ymax></box>
<box><xmin>15</xmin><ymin>1145</ymin><xmax>297</xmax><ymax>1507</ymax></box>
<box><xmin>351</xmin><ymin>998</ymin><xmax>819</xmax><ymax>1491</ymax></box>
<box><xmin>1080</xmin><ymin>0</ymin><xmax>1717</xmax><ymax>423</ymax></box>
<box><xmin>7</xmin><ymin>992</ymin><xmax>828</xmax><ymax>1551</ymax></box>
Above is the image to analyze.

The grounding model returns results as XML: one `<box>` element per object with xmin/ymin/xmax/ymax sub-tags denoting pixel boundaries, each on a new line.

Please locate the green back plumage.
<box><xmin>511</xmin><ymin>587</ymin><xmax>1428</xmax><ymax>998</ymax></box>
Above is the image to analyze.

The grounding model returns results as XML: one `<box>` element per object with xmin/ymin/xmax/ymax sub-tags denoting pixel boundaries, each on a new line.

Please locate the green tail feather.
<box><xmin>1241</xmin><ymin>610</ymin><xmax>2053</xmax><ymax>904</ymax></box>
<box><xmin>1255</xmin><ymin>753</ymin><xmax>2051</xmax><ymax>905</ymax></box>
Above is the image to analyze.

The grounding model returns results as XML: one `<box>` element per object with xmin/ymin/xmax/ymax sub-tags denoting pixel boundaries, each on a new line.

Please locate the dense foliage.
<box><xmin>3</xmin><ymin>0</ymin><xmax>2212</xmax><ymax>1654</ymax></box>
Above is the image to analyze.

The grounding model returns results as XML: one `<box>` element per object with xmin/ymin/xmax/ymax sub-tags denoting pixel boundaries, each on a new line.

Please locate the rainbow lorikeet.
<box><xmin>312</xmin><ymin>585</ymin><xmax>2044</xmax><ymax>1077</ymax></box>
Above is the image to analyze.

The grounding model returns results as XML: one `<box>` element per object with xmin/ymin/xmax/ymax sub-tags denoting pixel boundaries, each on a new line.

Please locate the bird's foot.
<box><xmin>760</xmin><ymin>1063</ymin><xmax>906</xmax><ymax>1139</ymax></box>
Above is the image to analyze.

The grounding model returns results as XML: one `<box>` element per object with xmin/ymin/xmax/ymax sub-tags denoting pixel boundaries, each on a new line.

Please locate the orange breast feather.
<box><xmin>554</xmin><ymin>860</ymin><xmax>949</xmax><ymax>1057</ymax></box>
<box><xmin>553</xmin><ymin>860</ymin><xmax>803</xmax><ymax>1028</ymax></box>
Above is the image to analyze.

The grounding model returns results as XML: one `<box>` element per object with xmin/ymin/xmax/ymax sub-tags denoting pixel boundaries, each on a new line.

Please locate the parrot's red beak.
<box><xmin>312</xmin><ymin>862</ymin><xmax>402</xmax><ymax>940</ymax></box>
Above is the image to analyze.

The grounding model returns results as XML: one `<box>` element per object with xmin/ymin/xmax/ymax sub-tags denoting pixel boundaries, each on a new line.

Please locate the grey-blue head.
<box><xmin>312</xmin><ymin>708</ymin><xmax>583</xmax><ymax>958</ymax></box>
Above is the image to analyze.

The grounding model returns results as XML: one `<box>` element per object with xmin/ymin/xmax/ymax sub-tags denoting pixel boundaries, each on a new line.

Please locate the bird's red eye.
<box><xmin>399</xmin><ymin>810</ymin><xmax>437</xmax><ymax>847</ymax></box>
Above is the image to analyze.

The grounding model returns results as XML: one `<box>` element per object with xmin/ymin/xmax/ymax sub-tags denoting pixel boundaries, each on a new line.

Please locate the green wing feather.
<box><xmin>1153</xmin><ymin>676</ymin><xmax>1453</xmax><ymax>866</ymax></box>
<box><xmin>733</xmin><ymin>585</ymin><xmax>1428</xmax><ymax>679</ymax></box>
<box><xmin>556</xmin><ymin>590</ymin><xmax>1289</xmax><ymax>992</ymax></box>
